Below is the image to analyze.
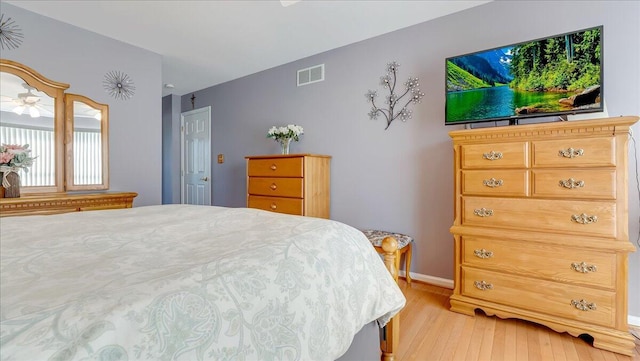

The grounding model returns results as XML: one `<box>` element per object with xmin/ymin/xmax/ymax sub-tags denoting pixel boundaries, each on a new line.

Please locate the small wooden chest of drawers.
<box><xmin>449</xmin><ymin>116</ymin><xmax>638</xmax><ymax>356</ymax></box>
<box><xmin>245</xmin><ymin>154</ymin><xmax>331</xmax><ymax>218</ymax></box>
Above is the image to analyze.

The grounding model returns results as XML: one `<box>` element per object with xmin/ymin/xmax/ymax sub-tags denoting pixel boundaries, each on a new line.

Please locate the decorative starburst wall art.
<box><xmin>103</xmin><ymin>70</ymin><xmax>136</xmax><ymax>100</ymax></box>
<box><xmin>0</xmin><ymin>13</ymin><xmax>24</xmax><ymax>50</ymax></box>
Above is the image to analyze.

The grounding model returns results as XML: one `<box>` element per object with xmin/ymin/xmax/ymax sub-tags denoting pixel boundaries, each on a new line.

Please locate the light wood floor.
<box><xmin>395</xmin><ymin>279</ymin><xmax>640</xmax><ymax>361</ymax></box>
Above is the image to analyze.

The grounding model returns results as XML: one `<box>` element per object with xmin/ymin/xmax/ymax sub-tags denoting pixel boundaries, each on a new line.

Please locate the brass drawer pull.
<box><xmin>482</xmin><ymin>151</ymin><xmax>503</xmax><ymax>161</ymax></box>
<box><xmin>558</xmin><ymin>148</ymin><xmax>584</xmax><ymax>158</ymax></box>
<box><xmin>571</xmin><ymin>213</ymin><xmax>598</xmax><ymax>224</ymax></box>
<box><xmin>474</xmin><ymin>249</ymin><xmax>493</xmax><ymax>259</ymax></box>
<box><xmin>270</xmin><ymin>183</ymin><xmax>277</xmax><ymax>190</ymax></box>
<box><xmin>571</xmin><ymin>261</ymin><xmax>597</xmax><ymax>273</ymax></box>
<box><xmin>474</xmin><ymin>280</ymin><xmax>493</xmax><ymax>291</ymax></box>
<box><xmin>270</xmin><ymin>164</ymin><xmax>277</xmax><ymax>170</ymax></box>
<box><xmin>473</xmin><ymin>208</ymin><xmax>493</xmax><ymax>217</ymax></box>
<box><xmin>571</xmin><ymin>299</ymin><xmax>597</xmax><ymax>311</ymax></box>
<box><xmin>483</xmin><ymin>178</ymin><xmax>503</xmax><ymax>188</ymax></box>
<box><xmin>270</xmin><ymin>203</ymin><xmax>277</xmax><ymax>210</ymax></box>
<box><xmin>559</xmin><ymin>178</ymin><xmax>585</xmax><ymax>189</ymax></box>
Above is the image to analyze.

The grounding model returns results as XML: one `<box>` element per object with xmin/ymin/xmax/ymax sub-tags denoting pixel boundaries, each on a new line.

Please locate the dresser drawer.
<box><xmin>532</xmin><ymin>137</ymin><xmax>615</xmax><ymax>167</ymax></box>
<box><xmin>461</xmin><ymin>142</ymin><xmax>528</xmax><ymax>169</ymax></box>
<box><xmin>462</xmin><ymin>197</ymin><xmax>616</xmax><ymax>237</ymax></box>
<box><xmin>462</xmin><ymin>170</ymin><xmax>528</xmax><ymax>196</ymax></box>
<box><xmin>247</xmin><ymin>157</ymin><xmax>303</xmax><ymax>177</ymax></box>
<box><xmin>462</xmin><ymin>267</ymin><xmax>616</xmax><ymax>327</ymax></box>
<box><xmin>248</xmin><ymin>177</ymin><xmax>303</xmax><ymax>198</ymax></box>
<box><xmin>463</xmin><ymin>237</ymin><xmax>615</xmax><ymax>289</ymax></box>
<box><xmin>247</xmin><ymin>195</ymin><xmax>303</xmax><ymax>216</ymax></box>
<box><xmin>532</xmin><ymin>169</ymin><xmax>616</xmax><ymax>199</ymax></box>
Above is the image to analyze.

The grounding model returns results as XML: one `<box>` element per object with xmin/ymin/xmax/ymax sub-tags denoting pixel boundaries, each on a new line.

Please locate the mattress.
<box><xmin>0</xmin><ymin>204</ymin><xmax>405</xmax><ymax>361</ymax></box>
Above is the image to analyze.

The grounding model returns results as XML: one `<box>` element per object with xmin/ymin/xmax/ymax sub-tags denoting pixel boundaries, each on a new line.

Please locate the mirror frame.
<box><xmin>64</xmin><ymin>93</ymin><xmax>109</xmax><ymax>190</ymax></box>
<box><xmin>0</xmin><ymin>59</ymin><xmax>69</xmax><ymax>194</ymax></box>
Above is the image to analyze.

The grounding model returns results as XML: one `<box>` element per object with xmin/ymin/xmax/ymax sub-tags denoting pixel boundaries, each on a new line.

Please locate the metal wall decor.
<box><xmin>0</xmin><ymin>13</ymin><xmax>24</xmax><ymax>50</ymax></box>
<box><xmin>365</xmin><ymin>61</ymin><xmax>425</xmax><ymax>130</ymax></box>
<box><xmin>103</xmin><ymin>70</ymin><xmax>135</xmax><ymax>100</ymax></box>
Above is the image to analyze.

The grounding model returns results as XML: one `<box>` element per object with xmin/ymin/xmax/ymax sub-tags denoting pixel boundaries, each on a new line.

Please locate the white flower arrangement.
<box><xmin>267</xmin><ymin>124</ymin><xmax>304</xmax><ymax>142</ymax></box>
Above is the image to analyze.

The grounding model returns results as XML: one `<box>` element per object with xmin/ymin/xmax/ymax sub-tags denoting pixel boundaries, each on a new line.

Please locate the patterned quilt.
<box><xmin>0</xmin><ymin>205</ymin><xmax>405</xmax><ymax>361</ymax></box>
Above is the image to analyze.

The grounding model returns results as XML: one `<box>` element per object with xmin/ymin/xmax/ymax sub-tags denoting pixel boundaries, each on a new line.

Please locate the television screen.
<box><xmin>445</xmin><ymin>26</ymin><xmax>603</xmax><ymax>125</ymax></box>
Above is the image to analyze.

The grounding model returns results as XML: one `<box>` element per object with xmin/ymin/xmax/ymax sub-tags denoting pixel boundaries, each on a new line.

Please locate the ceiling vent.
<box><xmin>297</xmin><ymin>64</ymin><xmax>324</xmax><ymax>87</ymax></box>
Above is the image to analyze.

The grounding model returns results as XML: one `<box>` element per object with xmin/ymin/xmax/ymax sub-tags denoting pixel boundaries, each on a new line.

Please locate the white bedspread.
<box><xmin>0</xmin><ymin>205</ymin><xmax>405</xmax><ymax>361</ymax></box>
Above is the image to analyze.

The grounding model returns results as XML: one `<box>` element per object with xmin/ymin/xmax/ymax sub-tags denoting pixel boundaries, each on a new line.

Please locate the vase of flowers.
<box><xmin>0</xmin><ymin>144</ymin><xmax>35</xmax><ymax>198</ymax></box>
<box><xmin>267</xmin><ymin>124</ymin><xmax>304</xmax><ymax>155</ymax></box>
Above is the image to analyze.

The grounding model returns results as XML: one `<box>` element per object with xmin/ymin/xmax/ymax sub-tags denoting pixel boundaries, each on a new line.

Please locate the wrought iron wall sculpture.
<box><xmin>366</xmin><ymin>61</ymin><xmax>424</xmax><ymax>130</ymax></box>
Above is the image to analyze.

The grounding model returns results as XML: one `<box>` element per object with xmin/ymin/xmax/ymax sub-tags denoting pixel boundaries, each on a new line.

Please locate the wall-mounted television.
<box><xmin>445</xmin><ymin>26</ymin><xmax>603</xmax><ymax>126</ymax></box>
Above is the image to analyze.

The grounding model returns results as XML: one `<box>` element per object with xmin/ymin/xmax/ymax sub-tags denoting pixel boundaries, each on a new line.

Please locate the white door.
<box><xmin>181</xmin><ymin>107</ymin><xmax>211</xmax><ymax>205</ymax></box>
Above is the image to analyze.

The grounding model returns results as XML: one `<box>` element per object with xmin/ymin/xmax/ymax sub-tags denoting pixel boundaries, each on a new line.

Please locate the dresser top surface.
<box><xmin>0</xmin><ymin>192</ymin><xmax>138</xmax><ymax>204</ymax></box>
<box><xmin>245</xmin><ymin>154</ymin><xmax>331</xmax><ymax>159</ymax></box>
<box><xmin>449</xmin><ymin>115</ymin><xmax>638</xmax><ymax>140</ymax></box>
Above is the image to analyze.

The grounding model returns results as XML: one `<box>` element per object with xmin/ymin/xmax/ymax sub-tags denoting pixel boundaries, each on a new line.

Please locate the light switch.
<box><xmin>217</xmin><ymin>154</ymin><xmax>224</xmax><ymax>164</ymax></box>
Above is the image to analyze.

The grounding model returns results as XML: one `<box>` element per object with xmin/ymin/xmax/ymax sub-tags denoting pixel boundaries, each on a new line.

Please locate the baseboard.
<box><xmin>398</xmin><ymin>271</ymin><xmax>639</xmax><ymax>326</ymax></box>
<box><xmin>399</xmin><ymin>271</ymin><xmax>454</xmax><ymax>289</ymax></box>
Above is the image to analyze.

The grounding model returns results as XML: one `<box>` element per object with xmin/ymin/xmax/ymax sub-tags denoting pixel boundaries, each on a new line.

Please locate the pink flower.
<box><xmin>0</xmin><ymin>152</ymin><xmax>15</xmax><ymax>164</ymax></box>
<box><xmin>3</xmin><ymin>144</ymin><xmax>27</xmax><ymax>155</ymax></box>
<box><xmin>7</xmin><ymin>148</ymin><xmax>27</xmax><ymax>155</ymax></box>
<box><xmin>3</xmin><ymin>144</ymin><xmax>24</xmax><ymax>150</ymax></box>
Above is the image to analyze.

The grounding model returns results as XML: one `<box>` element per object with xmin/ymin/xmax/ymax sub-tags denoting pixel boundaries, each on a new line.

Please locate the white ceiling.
<box><xmin>6</xmin><ymin>0</ymin><xmax>491</xmax><ymax>97</ymax></box>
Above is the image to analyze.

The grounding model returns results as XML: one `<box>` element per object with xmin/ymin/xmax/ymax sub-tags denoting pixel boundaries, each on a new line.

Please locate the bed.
<box><xmin>0</xmin><ymin>204</ymin><xmax>405</xmax><ymax>361</ymax></box>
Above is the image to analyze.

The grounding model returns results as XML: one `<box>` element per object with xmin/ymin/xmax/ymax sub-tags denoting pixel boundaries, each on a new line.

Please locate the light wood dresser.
<box><xmin>0</xmin><ymin>192</ymin><xmax>137</xmax><ymax>217</ymax></box>
<box><xmin>448</xmin><ymin>116</ymin><xmax>638</xmax><ymax>356</ymax></box>
<box><xmin>246</xmin><ymin>154</ymin><xmax>330</xmax><ymax>218</ymax></box>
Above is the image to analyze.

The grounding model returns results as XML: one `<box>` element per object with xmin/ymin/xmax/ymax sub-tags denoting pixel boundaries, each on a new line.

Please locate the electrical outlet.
<box><xmin>217</xmin><ymin>154</ymin><xmax>224</xmax><ymax>164</ymax></box>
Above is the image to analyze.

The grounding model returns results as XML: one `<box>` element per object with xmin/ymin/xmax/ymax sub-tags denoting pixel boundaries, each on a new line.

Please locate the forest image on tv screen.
<box><xmin>446</xmin><ymin>27</ymin><xmax>602</xmax><ymax>124</ymax></box>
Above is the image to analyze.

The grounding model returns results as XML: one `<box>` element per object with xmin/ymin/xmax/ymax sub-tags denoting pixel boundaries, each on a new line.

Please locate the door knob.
<box><xmin>201</xmin><ymin>176</ymin><xmax>209</xmax><ymax>182</ymax></box>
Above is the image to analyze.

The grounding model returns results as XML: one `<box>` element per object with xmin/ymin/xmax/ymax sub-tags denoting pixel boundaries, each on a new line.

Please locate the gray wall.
<box><xmin>162</xmin><ymin>94</ymin><xmax>181</xmax><ymax>204</ymax></box>
<box><xmin>181</xmin><ymin>1</ymin><xmax>640</xmax><ymax>317</ymax></box>
<box><xmin>1</xmin><ymin>2</ymin><xmax>162</xmax><ymax>206</ymax></box>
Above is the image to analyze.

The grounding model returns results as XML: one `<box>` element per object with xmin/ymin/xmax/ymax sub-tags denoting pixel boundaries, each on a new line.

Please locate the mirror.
<box><xmin>65</xmin><ymin>94</ymin><xmax>109</xmax><ymax>190</ymax></box>
<box><xmin>1</xmin><ymin>59</ymin><xmax>110</xmax><ymax>194</ymax></box>
<box><xmin>0</xmin><ymin>60</ymin><xmax>68</xmax><ymax>193</ymax></box>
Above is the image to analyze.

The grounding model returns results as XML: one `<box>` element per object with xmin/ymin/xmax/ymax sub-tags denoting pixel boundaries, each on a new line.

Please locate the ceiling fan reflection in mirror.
<box><xmin>0</xmin><ymin>83</ymin><xmax>53</xmax><ymax>118</ymax></box>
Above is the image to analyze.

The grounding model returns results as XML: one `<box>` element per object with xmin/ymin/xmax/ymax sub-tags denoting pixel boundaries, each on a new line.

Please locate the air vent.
<box><xmin>297</xmin><ymin>64</ymin><xmax>324</xmax><ymax>87</ymax></box>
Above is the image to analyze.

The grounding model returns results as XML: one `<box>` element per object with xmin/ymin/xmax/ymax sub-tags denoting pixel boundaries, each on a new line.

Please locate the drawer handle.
<box><xmin>559</xmin><ymin>178</ymin><xmax>585</xmax><ymax>189</ymax></box>
<box><xmin>571</xmin><ymin>299</ymin><xmax>597</xmax><ymax>311</ymax></box>
<box><xmin>270</xmin><ymin>183</ymin><xmax>277</xmax><ymax>190</ymax></box>
<box><xmin>571</xmin><ymin>261</ymin><xmax>598</xmax><ymax>273</ymax></box>
<box><xmin>571</xmin><ymin>213</ymin><xmax>598</xmax><ymax>224</ymax></box>
<box><xmin>483</xmin><ymin>178</ymin><xmax>503</xmax><ymax>188</ymax></box>
<box><xmin>474</xmin><ymin>249</ymin><xmax>494</xmax><ymax>259</ymax></box>
<box><xmin>473</xmin><ymin>208</ymin><xmax>493</xmax><ymax>217</ymax></box>
<box><xmin>270</xmin><ymin>203</ymin><xmax>277</xmax><ymax>210</ymax></box>
<box><xmin>558</xmin><ymin>148</ymin><xmax>584</xmax><ymax>158</ymax></box>
<box><xmin>270</xmin><ymin>164</ymin><xmax>277</xmax><ymax>170</ymax></box>
<box><xmin>482</xmin><ymin>151</ymin><xmax>503</xmax><ymax>161</ymax></box>
<box><xmin>474</xmin><ymin>280</ymin><xmax>493</xmax><ymax>291</ymax></box>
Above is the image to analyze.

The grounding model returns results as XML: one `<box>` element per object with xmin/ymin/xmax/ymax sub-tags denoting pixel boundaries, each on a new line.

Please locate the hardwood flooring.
<box><xmin>394</xmin><ymin>280</ymin><xmax>640</xmax><ymax>361</ymax></box>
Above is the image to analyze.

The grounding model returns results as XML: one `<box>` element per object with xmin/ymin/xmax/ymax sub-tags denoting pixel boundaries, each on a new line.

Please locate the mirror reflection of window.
<box><xmin>0</xmin><ymin>72</ymin><xmax>56</xmax><ymax>187</ymax></box>
<box><xmin>72</xmin><ymin>101</ymin><xmax>102</xmax><ymax>185</ymax></box>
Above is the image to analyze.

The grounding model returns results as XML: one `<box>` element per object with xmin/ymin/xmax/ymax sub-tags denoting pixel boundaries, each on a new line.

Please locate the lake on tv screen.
<box><xmin>446</xmin><ymin>86</ymin><xmax>573</xmax><ymax>122</ymax></box>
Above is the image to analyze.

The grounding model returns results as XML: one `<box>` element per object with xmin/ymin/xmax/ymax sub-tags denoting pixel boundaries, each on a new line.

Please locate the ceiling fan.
<box><xmin>0</xmin><ymin>83</ymin><xmax>52</xmax><ymax>118</ymax></box>
<box><xmin>13</xmin><ymin>83</ymin><xmax>41</xmax><ymax>117</ymax></box>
